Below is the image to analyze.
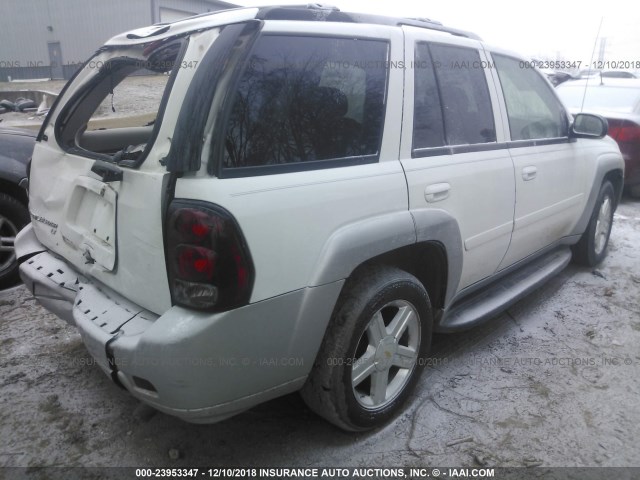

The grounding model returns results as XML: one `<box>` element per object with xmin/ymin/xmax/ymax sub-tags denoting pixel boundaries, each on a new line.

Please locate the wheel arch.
<box><xmin>603</xmin><ymin>168</ymin><xmax>624</xmax><ymax>207</ymax></box>
<box><xmin>349</xmin><ymin>241</ymin><xmax>449</xmax><ymax>311</ymax></box>
<box><xmin>308</xmin><ymin>209</ymin><xmax>463</xmax><ymax>312</ymax></box>
<box><xmin>572</xmin><ymin>157</ymin><xmax>624</xmax><ymax>237</ymax></box>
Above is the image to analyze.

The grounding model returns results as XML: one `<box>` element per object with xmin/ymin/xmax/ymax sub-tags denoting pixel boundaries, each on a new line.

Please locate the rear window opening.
<box><xmin>55</xmin><ymin>39</ymin><xmax>186</xmax><ymax>166</ymax></box>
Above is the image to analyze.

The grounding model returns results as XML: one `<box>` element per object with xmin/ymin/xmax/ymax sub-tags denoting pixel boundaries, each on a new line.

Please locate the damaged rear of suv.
<box><xmin>17</xmin><ymin>8</ymin><xmax>268</xmax><ymax>420</ymax></box>
<box><xmin>16</xmin><ymin>5</ymin><xmax>624</xmax><ymax>431</ymax></box>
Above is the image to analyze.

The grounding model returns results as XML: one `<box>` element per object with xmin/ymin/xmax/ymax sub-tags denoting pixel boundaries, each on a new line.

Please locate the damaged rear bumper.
<box><xmin>19</xmin><ymin>249</ymin><xmax>79</xmax><ymax>325</ymax></box>
<box><xmin>15</xmin><ymin>224</ymin><xmax>76</xmax><ymax>323</ymax></box>
<box><xmin>15</xmin><ymin>224</ymin><xmax>341</xmax><ymax>424</ymax></box>
<box><xmin>17</xmin><ymin>224</ymin><xmax>158</xmax><ymax>378</ymax></box>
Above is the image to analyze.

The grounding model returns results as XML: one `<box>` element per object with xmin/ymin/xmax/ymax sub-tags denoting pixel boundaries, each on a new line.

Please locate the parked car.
<box><xmin>541</xmin><ymin>69</ymin><xmax>576</xmax><ymax>87</ymax></box>
<box><xmin>0</xmin><ymin>127</ymin><xmax>34</xmax><ymax>287</ymax></box>
<box><xmin>576</xmin><ymin>68</ymin><xmax>598</xmax><ymax>79</ymax></box>
<box><xmin>550</xmin><ymin>71</ymin><xmax>577</xmax><ymax>86</ymax></box>
<box><xmin>15</xmin><ymin>5</ymin><xmax>624</xmax><ymax>431</ymax></box>
<box><xmin>557</xmin><ymin>78</ymin><xmax>640</xmax><ymax>196</ymax></box>
<box><xmin>601</xmin><ymin>70</ymin><xmax>637</xmax><ymax>79</ymax></box>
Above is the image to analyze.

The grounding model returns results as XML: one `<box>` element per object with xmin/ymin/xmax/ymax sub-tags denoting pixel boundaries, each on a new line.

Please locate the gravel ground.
<box><xmin>0</xmin><ymin>197</ymin><xmax>639</xmax><ymax>476</ymax></box>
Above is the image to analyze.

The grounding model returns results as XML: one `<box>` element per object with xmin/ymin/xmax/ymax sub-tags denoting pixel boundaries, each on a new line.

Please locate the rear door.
<box><xmin>400</xmin><ymin>27</ymin><xmax>515</xmax><ymax>291</ymax></box>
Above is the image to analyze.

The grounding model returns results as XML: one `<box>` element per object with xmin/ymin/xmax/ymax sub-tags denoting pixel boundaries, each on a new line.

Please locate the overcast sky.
<box><xmin>236</xmin><ymin>0</ymin><xmax>640</xmax><ymax>67</ymax></box>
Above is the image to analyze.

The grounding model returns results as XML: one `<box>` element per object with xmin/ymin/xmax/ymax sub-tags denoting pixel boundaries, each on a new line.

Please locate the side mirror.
<box><xmin>570</xmin><ymin>113</ymin><xmax>608</xmax><ymax>139</ymax></box>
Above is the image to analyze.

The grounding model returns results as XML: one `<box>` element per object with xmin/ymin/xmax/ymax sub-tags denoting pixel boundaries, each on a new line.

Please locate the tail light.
<box><xmin>166</xmin><ymin>200</ymin><xmax>254</xmax><ymax>311</ymax></box>
<box><xmin>608</xmin><ymin>120</ymin><xmax>640</xmax><ymax>143</ymax></box>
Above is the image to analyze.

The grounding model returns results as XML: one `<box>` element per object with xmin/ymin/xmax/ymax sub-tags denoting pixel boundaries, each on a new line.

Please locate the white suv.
<box><xmin>16</xmin><ymin>5</ymin><xmax>624</xmax><ymax>431</ymax></box>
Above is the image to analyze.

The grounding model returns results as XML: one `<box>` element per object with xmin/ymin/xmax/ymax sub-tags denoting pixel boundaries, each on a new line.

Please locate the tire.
<box><xmin>572</xmin><ymin>181</ymin><xmax>615</xmax><ymax>267</ymax></box>
<box><xmin>301</xmin><ymin>266</ymin><xmax>433</xmax><ymax>431</ymax></box>
<box><xmin>0</xmin><ymin>99</ymin><xmax>17</xmax><ymax>112</ymax></box>
<box><xmin>15</xmin><ymin>98</ymin><xmax>37</xmax><ymax>111</ymax></box>
<box><xmin>0</xmin><ymin>193</ymin><xmax>30</xmax><ymax>288</ymax></box>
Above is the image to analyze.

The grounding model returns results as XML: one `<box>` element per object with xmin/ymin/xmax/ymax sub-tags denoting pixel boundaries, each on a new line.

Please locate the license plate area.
<box><xmin>60</xmin><ymin>175</ymin><xmax>118</xmax><ymax>271</ymax></box>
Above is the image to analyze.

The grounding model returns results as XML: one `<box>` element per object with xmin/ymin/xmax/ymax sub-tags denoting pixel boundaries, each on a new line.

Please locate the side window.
<box><xmin>223</xmin><ymin>35</ymin><xmax>389</xmax><ymax>171</ymax></box>
<box><xmin>413</xmin><ymin>43</ymin><xmax>445</xmax><ymax>149</ymax></box>
<box><xmin>413</xmin><ymin>43</ymin><xmax>496</xmax><ymax>152</ymax></box>
<box><xmin>493</xmin><ymin>54</ymin><xmax>568</xmax><ymax>140</ymax></box>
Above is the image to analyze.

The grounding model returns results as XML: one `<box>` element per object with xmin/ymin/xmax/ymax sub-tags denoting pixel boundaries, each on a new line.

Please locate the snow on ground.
<box><xmin>1</xmin><ymin>198</ymin><xmax>639</xmax><ymax>472</ymax></box>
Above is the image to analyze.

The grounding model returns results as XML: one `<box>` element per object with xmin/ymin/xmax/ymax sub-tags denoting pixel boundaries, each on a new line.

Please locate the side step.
<box><xmin>437</xmin><ymin>247</ymin><xmax>572</xmax><ymax>332</ymax></box>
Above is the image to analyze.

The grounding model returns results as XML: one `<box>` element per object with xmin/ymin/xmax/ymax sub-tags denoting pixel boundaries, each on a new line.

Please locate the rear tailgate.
<box><xmin>28</xmin><ymin>140</ymin><xmax>171</xmax><ymax>315</ymax></box>
<box><xmin>26</xmin><ymin>19</ymin><xmax>255</xmax><ymax>316</ymax></box>
<box><xmin>24</xmin><ymin>34</ymin><xmax>215</xmax><ymax>316</ymax></box>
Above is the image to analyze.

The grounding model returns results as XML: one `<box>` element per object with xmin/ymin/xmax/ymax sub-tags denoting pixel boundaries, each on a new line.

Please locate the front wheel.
<box><xmin>301</xmin><ymin>266</ymin><xmax>432</xmax><ymax>431</ymax></box>
<box><xmin>572</xmin><ymin>181</ymin><xmax>615</xmax><ymax>267</ymax></box>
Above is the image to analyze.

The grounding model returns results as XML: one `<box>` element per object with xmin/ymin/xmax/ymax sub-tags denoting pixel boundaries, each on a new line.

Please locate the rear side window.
<box><xmin>493</xmin><ymin>54</ymin><xmax>568</xmax><ymax>140</ymax></box>
<box><xmin>413</xmin><ymin>43</ymin><xmax>496</xmax><ymax>153</ymax></box>
<box><xmin>413</xmin><ymin>44</ymin><xmax>445</xmax><ymax>149</ymax></box>
<box><xmin>222</xmin><ymin>35</ymin><xmax>389</xmax><ymax>173</ymax></box>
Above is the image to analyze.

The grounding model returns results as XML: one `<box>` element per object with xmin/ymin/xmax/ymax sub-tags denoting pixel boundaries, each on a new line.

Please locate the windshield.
<box><xmin>557</xmin><ymin>83</ymin><xmax>640</xmax><ymax>113</ymax></box>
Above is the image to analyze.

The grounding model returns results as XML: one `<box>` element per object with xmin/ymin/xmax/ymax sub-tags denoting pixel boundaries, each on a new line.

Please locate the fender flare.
<box><xmin>308</xmin><ymin>208</ymin><xmax>463</xmax><ymax>307</ymax></box>
<box><xmin>571</xmin><ymin>154</ymin><xmax>624</xmax><ymax>237</ymax></box>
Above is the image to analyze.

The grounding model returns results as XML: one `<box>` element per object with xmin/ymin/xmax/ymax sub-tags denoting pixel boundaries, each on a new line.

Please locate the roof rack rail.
<box><xmin>397</xmin><ymin>18</ymin><xmax>481</xmax><ymax>40</ymax></box>
<box><xmin>255</xmin><ymin>4</ymin><xmax>481</xmax><ymax>41</ymax></box>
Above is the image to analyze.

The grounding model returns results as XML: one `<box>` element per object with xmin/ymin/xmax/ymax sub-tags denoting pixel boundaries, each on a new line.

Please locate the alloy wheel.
<box><xmin>351</xmin><ymin>300</ymin><xmax>421</xmax><ymax>409</ymax></box>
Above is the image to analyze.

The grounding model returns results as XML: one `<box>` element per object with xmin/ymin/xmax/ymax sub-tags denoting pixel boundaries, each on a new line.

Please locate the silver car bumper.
<box><xmin>16</xmin><ymin>224</ymin><xmax>343</xmax><ymax>423</ymax></box>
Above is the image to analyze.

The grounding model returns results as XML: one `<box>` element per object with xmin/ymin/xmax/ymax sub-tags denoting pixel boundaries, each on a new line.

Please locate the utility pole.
<box><xmin>598</xmin><ymin>37</ymin><xmax>607</xmax><ymax>63</ymax></box>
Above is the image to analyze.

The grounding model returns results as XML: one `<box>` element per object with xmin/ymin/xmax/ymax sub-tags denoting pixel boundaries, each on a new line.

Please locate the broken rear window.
<box><xmin>55</xmin><ymin>39</ymin><xmax>186</xmax><ymax>166</ymax></box>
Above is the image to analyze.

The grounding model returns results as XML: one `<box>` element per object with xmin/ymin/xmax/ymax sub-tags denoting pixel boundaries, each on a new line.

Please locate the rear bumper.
<box><xmin>16</xmin><ymin>224</ymin><xmax>343</xmax><ymax>423</ymax></box>
<box><xmin>19</xmin><ymin>249</ymin><xmax>79</xmax><ymax>325</ymax></box>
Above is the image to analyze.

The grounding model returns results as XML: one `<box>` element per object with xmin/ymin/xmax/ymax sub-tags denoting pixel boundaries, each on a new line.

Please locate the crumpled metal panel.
<box><xmin>73</xmin><ymin>282</ymin><xmax>143</xmax><ymax>334</ymax></box>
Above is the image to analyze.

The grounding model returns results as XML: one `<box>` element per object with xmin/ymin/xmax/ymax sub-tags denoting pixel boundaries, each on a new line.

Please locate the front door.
<box><xmin>488</xmin><ymin>52</ymin><xmax>586</xmax><ymax>269</ymax></box>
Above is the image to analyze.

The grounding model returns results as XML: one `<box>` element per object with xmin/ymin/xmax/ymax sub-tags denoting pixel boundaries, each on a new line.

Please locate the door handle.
<box><xmin>522</xmin><ymin>166</ymin><xmax>537</xmax><ymax>181</ymax></box>
<box><xmin>425</xmin><ymin>183</ymin><xmax>451</xmax><ymax>203</ymax></box>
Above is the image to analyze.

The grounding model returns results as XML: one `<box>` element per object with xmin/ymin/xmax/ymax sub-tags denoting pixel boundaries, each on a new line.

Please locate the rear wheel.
<box><xmin>572</xmin><ymin>181</ymin><xmax>615</xmax><ymax>267</ymax></box>
<box><xmin>301</xmin><ymin>266</ymin><xmax>432</xmax><ymax>431</ymax></box>
<box><xmin>0</xmin><ymin>193</ymin><xmax>29</xmax><ymax>288</ymax></box>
